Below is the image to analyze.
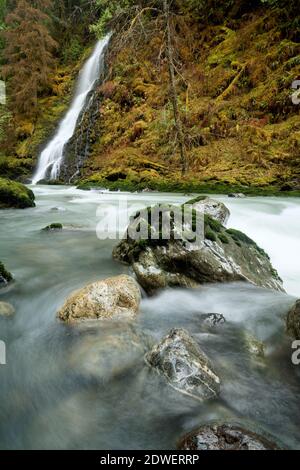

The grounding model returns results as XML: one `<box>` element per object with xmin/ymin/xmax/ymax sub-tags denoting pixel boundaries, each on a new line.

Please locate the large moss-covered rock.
<box><xmin>184</xmin><ymin>196</ymin><xmax>230</xmax><ymax>225</ymax></box>
<box><xmin>58</xmin><ymin>275</ymin><xmax>141</xmax><ymax>323</ymax></box>
<box><xmin>113</xmin><ymin>206</ymin><xmax>283</xmax><ymax>295</ymax></box>
<box><xmin>287</xmin><ymin>299</ymin><xmax>300</xmax><ymax>339</ymax></box>
<box><xmin>178</xmin><ymin>423</ymin><xmax>279</xmax><ymax>450</ymax></box>
<box><xmin>0</xmin><ymin>262</ymin><xmax>13</xmax><ymax>288</ymax></box>
<box><xmin>145</xmin><ymin>328</ymin><xmax>220</xmax><ymax>402</ymax></box>
<box><xmin>0</xmin><ymin>177</ymin><xmax>35</xmax><ymax>209</ymax></box>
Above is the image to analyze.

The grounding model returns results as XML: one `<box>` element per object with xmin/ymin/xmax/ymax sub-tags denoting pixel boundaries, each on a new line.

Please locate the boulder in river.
<box><xmin>113</xmin><ymin>205</ymin><xmax>284</xmax><ymax>295</ymax></box>
<box><xmin>0</xmin><ymin>261</ymin><xmax>13</xmax><ymax>288</ymax></box>
<box><xmin>178</xmin><ymin>423</ymin><xmax>279</xmax><ymax>450</ymax></box>
<box><xmin>287</xmin><ymin>299</ymin><xmax>300</xmax><ymax>339</ymax></box>
<box><xmin>69</xmin><ymin>324</ymin><xmax>148</xmax><ymax>381</ymax></box>
<box><xmin>145</xmin><ymin>328</ymin><xmax>220</xmax><ymax>402</ymax></box>
<box><xmin>184</xmin><ymin>196</ymin><xmax>230</xmax><ymax>225</ymax></box>
<box><xmin>58</xmin><ymin>275</ymin><xmax>141</xmax><ymax>323</ymax></box>
<box><xmin>0</xmin><ymin>302</ymin><xmax>15</xmax><ymax>317</ymax></box>
<box><xmin>42</xmin><ymin>223</ymin><xmax>63</xmax><ymax>232</ymax></box>
<box><xmin>0</xmin><ymin>177</ymin><xmax>35</xmax><ymax>209</ymax></box>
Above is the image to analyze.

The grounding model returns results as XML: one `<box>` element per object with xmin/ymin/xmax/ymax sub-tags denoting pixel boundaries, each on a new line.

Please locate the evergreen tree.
<box><xmin>2</xmin><ymin>0</ymin><xmax>57</xmax><ymax>117</ymax></box>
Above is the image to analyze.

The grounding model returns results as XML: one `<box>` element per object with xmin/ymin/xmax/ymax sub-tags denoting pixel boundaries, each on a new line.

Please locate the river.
<box><xmin>0</xmin><ymin>186</ymin><xmax>299</xmax><ymax>449</ymax></box>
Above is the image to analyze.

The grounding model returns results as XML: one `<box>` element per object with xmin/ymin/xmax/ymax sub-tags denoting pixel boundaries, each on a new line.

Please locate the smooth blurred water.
<box><xmin>0</xmin><ymin>187</ymin><xmax>299</xmax><ymax>450</ymax></box>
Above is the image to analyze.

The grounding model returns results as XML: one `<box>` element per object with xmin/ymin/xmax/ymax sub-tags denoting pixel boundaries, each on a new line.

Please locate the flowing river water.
<box><xmin>0</xmin><ymin>186</ymin><xmax>300</xmax><ymax>450</ymax></box>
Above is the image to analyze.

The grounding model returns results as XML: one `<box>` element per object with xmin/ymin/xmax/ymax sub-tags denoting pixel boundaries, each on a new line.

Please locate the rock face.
<box><xmin>0</xmin><ymin>177</ymin><xmax>35</xmax><ymax>209</ymax></box>
<box><xmin>0</xmin><ymin>302</ymin><xmax>15</xmax><ymax>317</ymax></box>
<box><xmin>113</xmin><ymin>206</ymin><xmax>283</xmax><ymax>295</ymax></box>
<box><xmin>178</xmin><ymin>423</ymin><xmax>279</xmax><ymax>450</ymax></box>
<box><xmin>58</xmin><ymin>275</ymin><xmax>141</xmax><ymax>323</ymax></box>
<box><xmin>184</xmin><ymin>196</ymin><xmax>230</xmax><ymax>225</ymax></box>
<box><xmin>287</xmin><ymin>299</ymin><xmax>300</xmax><ymax>339</ymax></box>
<box><xmin>145</xmin><ymin>328</ymin><xmax>220</xmax><ymax>402</ymax></box>
<box><xmin>0</xmin><ymin>262</ymin><xmax>13</xmax><ymax>288</ymax></box>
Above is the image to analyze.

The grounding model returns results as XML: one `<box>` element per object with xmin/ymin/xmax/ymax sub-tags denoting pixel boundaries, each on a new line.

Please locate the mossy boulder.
<box><xmin>0</xmin><ymin>262</ymin><xmax>13</xmax><ymax>288</ymax></box>
<box><xmin>113</xmin><ymin>205</ymin><xmax>284</xmax><ymax>295</ymax></box>
<box><xmin>42</xmin><ymin>223</ymin><xmax>63</xmax><ymax>232</ymax></box>
<box><xmin>0</xmin><ymin>178</ymin><xmax>35</xmax><ymax>209</ymax></box>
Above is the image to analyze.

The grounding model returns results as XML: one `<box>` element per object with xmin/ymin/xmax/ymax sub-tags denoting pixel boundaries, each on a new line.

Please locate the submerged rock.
<box><xmin>0</xmin><ymin>302</ymin><xmax>15</xmax><ymax>317</ymax></box>
<box><xmin>0</xmin><ymin>262</ymin><xmax>13</xmax><ymax>288</ymax></box>
<box><xmin>244</xmin><ymin>332</ymin><xmax>265</xmax><ymax>358</ymax></box>
<box><xmin>0</xmin><ymin>177</ymin><xmax>35</xmax><ymax>209</ymax></box>
<box><xmin>145</xmin><ymin>328</ymin><xmax>220</xmax><ymax>402</ymax></box>
<box><xmin>58</xmin><ymin>275</ymin><xmax>141</xmax><ymax>323</ymax></box>
<box><xmin>113</xmin><ymin>205</ymin><xmax>283</xmax><ymax>295</ymax></box>
<box><xmin>228</xmin><ymin>193</ymin><xmax>246</xmax><ymax>199</ymax></box>
<box><xmin>178</xmin><ymin>423</ymin><xmax>279</xmax><ymax>450</ymax></box>
<box><xmin>69</xmin><ymin>324</ymin><xmax>148</xmax><ymax>381</ymax></box>
<box><xmin>200</xmin><ymin>313</ymin><xmax>226</xmax><ymax>328</ymax></box>
<box><xmin>42</xmin><ymin>223</ymin><xmax>63</xmax><ymax>232</ymax></box>
<box><xmin>287</xmin><ymin>299</ymin><xmax>300</xmax><ymax>339</ymax></box>
<box><xmin>184</xmin><ymin>196</ymin><xmax>230</xmax><ymax>225</ymax></box>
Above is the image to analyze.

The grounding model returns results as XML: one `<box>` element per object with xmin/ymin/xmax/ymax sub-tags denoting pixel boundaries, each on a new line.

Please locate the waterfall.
<box><xmin>32</xmin><ymin>35</ymin><xmax>110</xmax><ymax>185</ymax></box>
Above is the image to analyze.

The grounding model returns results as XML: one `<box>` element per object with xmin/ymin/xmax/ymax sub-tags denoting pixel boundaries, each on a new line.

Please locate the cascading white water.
<box><xmin>32</xmin><ymin>35</ymin><xmax>110</xmax><ymax>184</ymax></box>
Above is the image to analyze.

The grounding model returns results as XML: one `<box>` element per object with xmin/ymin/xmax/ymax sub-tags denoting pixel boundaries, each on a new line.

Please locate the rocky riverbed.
<box><xmin>0</xmin><ymin>185</ymin><xmax>300</xmax><ymax>450</ymax></box>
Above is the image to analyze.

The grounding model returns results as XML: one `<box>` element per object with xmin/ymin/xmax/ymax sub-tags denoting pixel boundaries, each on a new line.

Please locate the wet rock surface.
<box><xmin>58</xmin><ymin>275</ymin><xmax>141</xmax><ymax>323</ymax></box>
<box><xmin>184</xmin><ymin>196</ymin><xmax>230</xmax><ymax>225</ymax></box>
<box><xmin>287</xmin><ymin>299</ymin><xmax>300</xmax><ymax>339</ymax></box>
<box><xmin>145</xmin><ymin>328</ymin><xmax>220</xmax><ymax>402</ymax></box>
<box><xmin>178</xmin><ymin>423</ymin><xmax>280</xmax><ymax>450</ymax></box>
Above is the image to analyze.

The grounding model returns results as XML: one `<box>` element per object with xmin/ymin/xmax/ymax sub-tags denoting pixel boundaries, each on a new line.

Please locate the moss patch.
<box><xmin>0</xmin><ymin>262</ymin><xmax>13</xmax><ymax>283</ymax></box>
<box><xmin>0</xmin><ymin>177</ymin><xmax>35</xmax><ymax>209</ymax></box>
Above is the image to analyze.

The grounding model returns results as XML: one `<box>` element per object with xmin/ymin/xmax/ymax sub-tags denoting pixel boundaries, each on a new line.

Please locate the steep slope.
<box><xmin>76</xmin><ymin>8</ymin><xmax>300</xmax><ymax>194</ymax></box>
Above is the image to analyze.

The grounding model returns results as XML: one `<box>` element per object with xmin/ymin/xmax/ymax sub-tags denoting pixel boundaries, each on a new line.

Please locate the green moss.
<box><xmin>205</xmin><ymin>229</ymin><xmax>217</xmax><ymax>242</ymax></box>
<box><xmin>0</xmin><ymin>261</ymin><xmax>13</xmax><ymax>283</ymax></box>
<box><xmin>0</xmin><ymin>177</ymin><xmax>35</xmax><ymax>209</ymax></box>
<box><xmin>184</xmin><ymin>195</ymin><xmax>207</xmax><ymax>205</ymax></box>
<box><xmin>42</xmin><ymin>223</ymin><xmax>63</xmax><ymax>232</ymax></box>
<box><xmin>226</xmin><ymin>228</ymin><xmax>269</xmax><ymax>258</ymax></box>
<box><xmin>204</xmin><ymin>214</ymin><xmax>223</xmax><ymax>233</ymax></box>
<box><xmin>218</xmin><ymin>233</ymin><xmax>230</xmax><ymax>244</ymax></box>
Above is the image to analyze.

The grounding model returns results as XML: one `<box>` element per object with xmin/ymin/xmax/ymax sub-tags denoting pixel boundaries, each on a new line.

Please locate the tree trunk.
<box><xmin>163</xmin><ymin>0</ymin><xmax>188</xmax><ymax>175</ymax></box>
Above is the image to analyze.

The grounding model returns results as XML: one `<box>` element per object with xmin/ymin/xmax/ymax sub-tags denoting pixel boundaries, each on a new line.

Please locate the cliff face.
<box><xmin>75</xmin><ymin>7</ymin><xmax>300</xmax><ymax>194</ymax></box>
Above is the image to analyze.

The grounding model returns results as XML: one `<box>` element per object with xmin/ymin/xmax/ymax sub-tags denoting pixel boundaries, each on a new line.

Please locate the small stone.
<box><xmin>0</xmin><ymin>302</ymin><xmax>15</xmax><ymax>317</ymax></box>
<box><xmin>228</xmin><ymin>193</ymin><xmax>246</xmax><ymax>198</ymax></box>
<box><xmin>244</xmin><ymin>332</ymin><xmax>265</xmax><ymax>358</ymax></box>
<box><xmin>201</xmin><ymin>313</ymin><xmax>226</xmax><ymax>327</ymax></box>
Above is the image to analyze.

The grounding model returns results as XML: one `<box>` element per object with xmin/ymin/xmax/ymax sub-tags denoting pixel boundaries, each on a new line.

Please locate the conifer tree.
<box><xmin>2</xmin><ymin>0</ymin><xmax>57</xmax><ymax>117</ymax></box>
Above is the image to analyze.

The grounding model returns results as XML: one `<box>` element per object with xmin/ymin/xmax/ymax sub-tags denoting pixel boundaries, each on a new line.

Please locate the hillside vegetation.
<box><xmin>1</xmin><ymin>1</ymin><xmax>300</xmax><ymax>194</ymax></box>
